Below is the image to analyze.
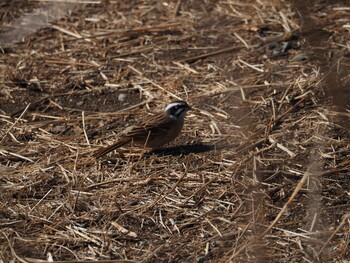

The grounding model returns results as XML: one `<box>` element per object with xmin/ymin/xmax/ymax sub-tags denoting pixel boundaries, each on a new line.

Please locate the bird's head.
<box><xmin>164</xmin><ymin>100</ymin><xmax>191</xmax><ymax>120</ymax></box>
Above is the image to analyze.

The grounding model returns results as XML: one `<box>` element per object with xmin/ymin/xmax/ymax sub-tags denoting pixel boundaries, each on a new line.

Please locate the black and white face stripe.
<box><xmin>164</xmin><ymin>100</ymin><xmax>191</xmax><ymax>119</ymax></box>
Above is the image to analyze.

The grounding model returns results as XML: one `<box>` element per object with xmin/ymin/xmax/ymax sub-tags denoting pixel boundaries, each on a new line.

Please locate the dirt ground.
<box><xmin>1</xmin><ymin>0</ymin><xmax>350</xmax><ymax>262</ymax></box>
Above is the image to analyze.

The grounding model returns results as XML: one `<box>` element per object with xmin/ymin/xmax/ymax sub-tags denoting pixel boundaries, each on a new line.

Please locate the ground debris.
<box><xmin>1</xmin><ymin>1</ymin><xmax>350</xmax><ymax>262</ymax></box>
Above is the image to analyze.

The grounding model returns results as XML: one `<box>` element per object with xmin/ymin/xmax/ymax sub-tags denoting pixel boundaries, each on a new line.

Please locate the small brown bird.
<box><xmin>94</xmin><ymin>100</ymin><xmax>191</xmax><ymax>158</ymax></box>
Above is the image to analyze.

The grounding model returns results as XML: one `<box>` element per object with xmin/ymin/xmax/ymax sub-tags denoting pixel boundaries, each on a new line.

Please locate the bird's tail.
<box><xmin>93</xmin><ymin>138</ymin><xmax>130</xmax><ymax>158</ymax></box>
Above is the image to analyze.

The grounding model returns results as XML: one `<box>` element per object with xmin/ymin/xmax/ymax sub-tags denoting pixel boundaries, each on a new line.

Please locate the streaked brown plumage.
<box><xmin>94</xmin><ymin>101</ymin><xmax>191</xmax><ymax>158</ymax></box>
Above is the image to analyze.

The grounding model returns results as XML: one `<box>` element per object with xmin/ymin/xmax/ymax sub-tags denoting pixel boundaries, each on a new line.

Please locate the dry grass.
<box><xmin>1</xmin><ymin>0</ymin><xmax>350</xmax><ymax>262</ymax></box>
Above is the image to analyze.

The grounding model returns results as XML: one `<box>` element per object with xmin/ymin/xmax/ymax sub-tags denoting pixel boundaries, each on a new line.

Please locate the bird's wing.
<box><xmin>93</xmin><ymin>113</ymin><xmax>172</xmax><ymax>158</ymax></box>
<box><xmin>124</xmin><ymin>113</ymin><xmax>172</xmax><ymax>139</ymax></box>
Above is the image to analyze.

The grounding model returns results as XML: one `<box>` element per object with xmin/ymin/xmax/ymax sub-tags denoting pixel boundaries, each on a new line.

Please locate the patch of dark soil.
<box><xmin>292</xmin><ymin>0</ymin><xmax>350</xmax><ymax>133</ymax></box>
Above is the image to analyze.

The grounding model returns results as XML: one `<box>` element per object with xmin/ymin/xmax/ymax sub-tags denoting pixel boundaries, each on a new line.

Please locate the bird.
<box><xmin>93</xmin><ymin>100</ymin><xmax>191</xmax><ymax>158</ymax></box>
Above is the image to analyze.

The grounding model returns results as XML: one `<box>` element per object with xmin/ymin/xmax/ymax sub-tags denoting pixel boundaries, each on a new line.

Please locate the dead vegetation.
<box><xmin>1</xmin><ymin>0</ymin><xmax>350</xmax><ymax>262</ymax></box>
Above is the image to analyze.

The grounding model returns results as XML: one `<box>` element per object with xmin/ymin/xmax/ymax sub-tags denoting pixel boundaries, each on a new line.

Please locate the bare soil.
<box><xmin>1</xmin><ymin>0</ymin><xmax>350</xmax><ymax>262</ymax></box>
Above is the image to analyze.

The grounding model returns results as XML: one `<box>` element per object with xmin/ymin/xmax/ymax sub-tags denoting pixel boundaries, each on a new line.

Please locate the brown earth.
<box><xmin>1</xmin><ymin>0</ymin><xmax>350</xmax><ymax>262</ymax></box>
